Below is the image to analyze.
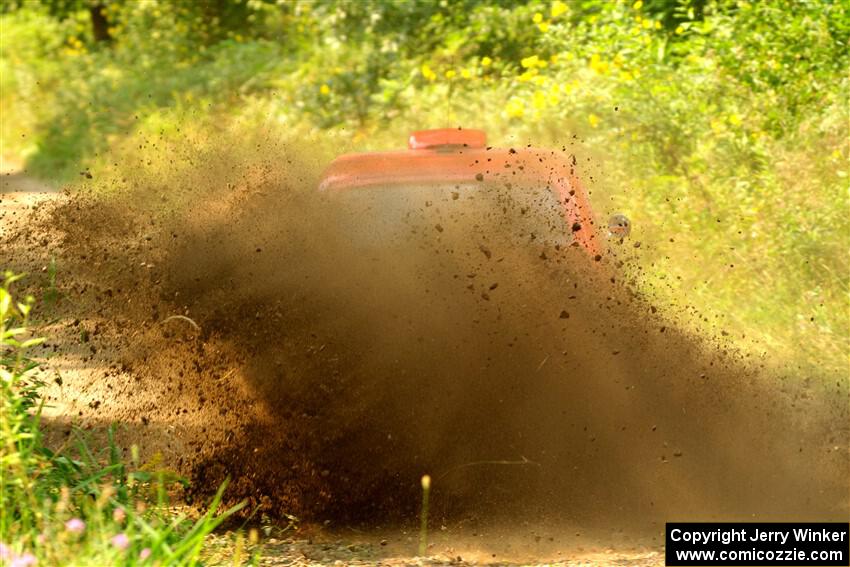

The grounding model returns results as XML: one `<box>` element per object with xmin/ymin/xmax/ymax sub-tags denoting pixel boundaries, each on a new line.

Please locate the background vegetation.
<box><xmin>1</xmin><ymin>0</ymin><xmax>848</xmax><ymax>563</ymax></box>
<box><xmin>1</xmin><ymin>1</ymin><xmax>847</xmax><ymax>372</ymax></box>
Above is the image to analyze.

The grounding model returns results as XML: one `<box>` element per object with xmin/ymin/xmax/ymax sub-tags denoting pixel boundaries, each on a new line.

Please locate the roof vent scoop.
<box><xmin>408</xmin><ymin>128</ymin><xmax>487</xmax><ymax>150</ymax></box>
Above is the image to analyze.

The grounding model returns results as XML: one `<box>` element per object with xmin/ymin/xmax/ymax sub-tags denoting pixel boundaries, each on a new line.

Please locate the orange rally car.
<box><xmin>319</xmin><ymin>128</ymin><xmax>610</xmax><ymax>255</ymax></box>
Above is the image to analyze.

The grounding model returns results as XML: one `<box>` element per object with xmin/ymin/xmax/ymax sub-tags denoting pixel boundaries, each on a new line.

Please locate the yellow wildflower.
<box><xmin>642</xmin><ymin>18</ymin><xmax>652</xmax><ymax>28</ymax></box>
<box><xmin>537</xmin><ymin>21</ymin><xmax>550</xmax><ymax>32</ymax></box>
<box><xmin>445</xmin><ymin>69</ymin><xmax>456</xmax><ymax>79</ymax></box>
<box><xmin>461</xmin><ymin>68</ymin><xmax>472</xmax><ymax>79</ymax></box>
<box><xmin>551</xmin><ymin>0</ymin><xmax>568</xmax><ymax>18</ymax></box>
<box><xmin>589</xmin><ymin>54</ymin><xmax>610</xmax><ymax>75</ymax></box>
<box><xmin>421</xmin><ymin>64</ymin><xmax>437</xmax><ymax>81</ymax></box>
<box><xmin>562</xmin><ymin>80</ymin><xmax>579</xmax><ymax>94</ymax></box>
<box><xmin>533</xmin><ymin>90</ymin><xmax>547</xmax><ymax>110</ymax></box>
<box><xmin>319</xmin><ymin>84</ymin><xmax>330</xmax><ymax>95</ymax></box>
<box><xmin>675</xmin><ymin>25</ymin><xmax>685</xmax><ymax>34</ymax></box>
<box><xmin>521</xmin><ymin>55</ymin><xmax>547</xmax><ymax>69</ymax></box>
<box><xmin>588</xmin><ymin>114</ymin><xmax>600</xmax><ymax>128</ymax></box>
<box><xmin>633</xmin><ymin>0</ymin><xmax>643</xmax><ymax>9</ymax></box>
<box><xmin>728</xmin><ymin>113</ymin><xmax>742</xmax><ymax>126</ymax></box>
<box><xmin>505</xmin><ymin>98</ymin><xmax>525</xmax><ymax>118</ymax></box>
<box><xmin>481</xmin><ymin>56</ymin><xmax>493</xmax><ymax>67</ymax></box>
<box><xmin>518</xmin><ymin>69</ymin><xmax>538</xmax><ymax>82</ymax></box>
<box><xmin>533</xmin><ymin>12</ymin><xmax>544</xmax><ymax>24</ymax></box>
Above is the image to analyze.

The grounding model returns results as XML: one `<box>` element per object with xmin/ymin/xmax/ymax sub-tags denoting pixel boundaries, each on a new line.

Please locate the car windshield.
<box><xmin>331</xmin><ymin>180</ymin><xmax>574</xmax><ymax>252</ymax></box>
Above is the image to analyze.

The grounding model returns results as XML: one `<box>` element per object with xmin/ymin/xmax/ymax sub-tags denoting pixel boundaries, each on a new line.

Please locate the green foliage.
<box><xmin>0</xmin><ymin>273</ymin><xmax>247</xmax><ymax>565</ymax></box>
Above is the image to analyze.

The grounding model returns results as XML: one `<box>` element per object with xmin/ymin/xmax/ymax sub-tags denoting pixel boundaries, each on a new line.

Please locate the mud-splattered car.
<box><xmin>319</xmin><ymin>128</ymin><xmax>611</xmax><ymax>255</ymax></box>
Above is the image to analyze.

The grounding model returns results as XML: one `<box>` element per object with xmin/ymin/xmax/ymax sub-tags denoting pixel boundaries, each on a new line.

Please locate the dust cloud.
<box><xmin>7</xmin><ymin>133</ymin><xmax>848</xmax><ymax>535</ymax></box>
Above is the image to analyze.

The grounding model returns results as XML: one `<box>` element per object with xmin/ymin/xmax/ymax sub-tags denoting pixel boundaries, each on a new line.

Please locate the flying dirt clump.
<box><xmin>8</xmin><ymin>136</ymin><xmax>848</xmax><ymax>532</ymax></box>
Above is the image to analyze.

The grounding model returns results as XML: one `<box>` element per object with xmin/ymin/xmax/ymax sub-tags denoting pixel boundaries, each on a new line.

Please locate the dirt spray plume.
<box><xmin>7</xmin><ymin>129</ymin><xmax>847</xmax><ymax>535</ymax></box>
